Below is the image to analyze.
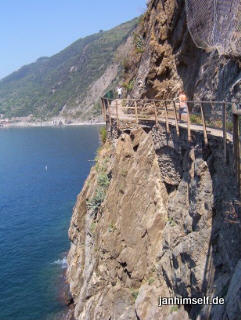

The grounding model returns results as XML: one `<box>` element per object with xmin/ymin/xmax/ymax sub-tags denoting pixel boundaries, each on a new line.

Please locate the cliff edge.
<box><xmin>66</xmin><ymin>123</ymin><xmax>241</xmax><ymax>319</ymax></box>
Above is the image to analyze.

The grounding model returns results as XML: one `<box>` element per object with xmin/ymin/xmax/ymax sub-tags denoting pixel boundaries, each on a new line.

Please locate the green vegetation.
<box><xmin>108</xmin><ymin>223</ymin><xmax>117</xmax><ymax>233</ymax></box>
<box><xmin>168</xmin><ymin>217</ymin><xmax>176</xmax><ymax>227</ymax></box>
<box><xmin>130</xmin><ymin>289</ymin><xmax>139</xmax><ymax>301</ymax></box>
<box><xmin>133</xmin><ymin>32</ymin><xmax>144</xmax><ymax>53</ymax></box>
<box><xmin>87</xmin><ymin>157</ymin><xmax>110</xmax><ymax>215</ymax></box>
<box><xmin>99</xmin><ymin>127</ymin><xmax>107</xmax><ymax>144</ymax></box>
<box><xmin>87</xmin><ymin>188</ymin><xmax>106</xmax><ymax>214</ymax></box>
<box><xmin>0</xmin><ymin>18</ymin><xmax>138</xmax><ymax>118</ymax></box>
<box><xmin>97</xmin><ymin>172</ymin><xmax>110</xmax><ymax>188</ymax></box>
<box><xmin>148</xmin><ymin>277</ymin><xmax>155</xmax><ymax>285</ymax></box>
<box><xmin>170</xmin><ymin>305</ymin><xmax>179</xmax><ymax>313</ymax></box>
<box><xmin>190</xmin><ymin>114</ymin><xmax>202</xmax><ymax>125</ymax></box>
<box><xmin>151</xmin><ymin>266</ymin><xmax>156</xmax><ymax>273</ymax></box>
<box><xmin>226</xmin><ymin>121</ymin><xmax>233</xmax><ymax>132</ymax></box>
<box><xmin>90</xmin><ymin>222</ymin><xmax>97</xmax><ymax>233</ymax></box>
<box><xmin>122</xmin><ymin>79</ymin><xmax>135</xmax><ymax>93</ymax></box>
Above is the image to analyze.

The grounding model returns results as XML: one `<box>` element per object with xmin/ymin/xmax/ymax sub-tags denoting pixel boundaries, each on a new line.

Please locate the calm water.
<box><xmin>0</xmin><ymin>126</ymin><xmax>100</xmax><ymax>320</ymax></box>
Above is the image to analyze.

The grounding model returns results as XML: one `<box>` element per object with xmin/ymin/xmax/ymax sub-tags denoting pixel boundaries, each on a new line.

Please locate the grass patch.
<box><xmin>99</xmin><ymin>127</ymin><xmax>107</xmax><ymax>145</ymax></box>
<box><xmin>87</xmin><ymin>188</ymin><xmax>106</xmax><ymax>214</ymax></box>
<box><xmin>87</xmin><ymin>157</ymin><xmax>110</xmax><ymax>215</ymax></box>
<box><xmin>97</xmin><ymin>172</ymin><xmax>110</xmax><ymax>188</ymax></box>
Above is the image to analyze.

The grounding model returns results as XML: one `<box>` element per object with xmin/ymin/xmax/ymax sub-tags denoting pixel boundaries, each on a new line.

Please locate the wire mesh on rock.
<box><xmin>185</xmin><ymin>0</ymin><xmax>241</xmax><ymax>56</ymax></box>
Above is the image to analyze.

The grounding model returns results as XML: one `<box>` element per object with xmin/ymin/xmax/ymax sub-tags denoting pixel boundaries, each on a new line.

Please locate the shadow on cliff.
<box><xmin>157</xmin><ymin>123</ymin><xmax>241</xmax><ymax>319</ymax></box>
<box><xmin>191</xmin><ymin>141</ymin><xmax>241</xmax><ymax>320</ymax></box>
<box><xmin>166</xmin><ymin>2</ymin><xmax>241</xmax><ymax>318</ymax></box>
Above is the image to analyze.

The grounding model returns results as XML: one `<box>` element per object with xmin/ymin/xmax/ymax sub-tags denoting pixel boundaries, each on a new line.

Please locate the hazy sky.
<box><xmin>0</xmin><ymin>0</ymin><xmax>147</xmax><ymax>80</ymax></box>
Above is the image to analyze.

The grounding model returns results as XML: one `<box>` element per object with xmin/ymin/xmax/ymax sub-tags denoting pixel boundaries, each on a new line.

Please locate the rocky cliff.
<box><xmin>66</xmin><ymin>122</ymin><xmax>241</xmax><ymax>320</ymax></box>
<box><xmin>66</xmin><ymin>1</ymin><xmax>241</xmax><ymax>319</ymax></box>
<box><xmin>124</xmin><ymin>0</ymin><xmax>241</xmax><ymax>103</ymax></box>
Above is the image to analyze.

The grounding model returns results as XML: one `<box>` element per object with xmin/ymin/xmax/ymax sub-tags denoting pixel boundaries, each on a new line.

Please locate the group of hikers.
<box><xmin>104</xmin><ymin>86</ymin><xmax>189</xmax><ymax>121</ymax></box>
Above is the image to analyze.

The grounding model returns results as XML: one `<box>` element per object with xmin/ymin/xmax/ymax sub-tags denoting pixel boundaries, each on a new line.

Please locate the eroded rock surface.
<box><xmin>66</xmin><ymin>2</ymin><xmax>241</xmax><ymax>318</ymax></box>
<box><xmin>67</xmin><ymin>124</ymin><xmax>241</xmax><ymax>320</ymax></box>
<box><xmin>128</xmin><ymin>0</ymin><xmax>241</xmax><ymax>103</ymax></box>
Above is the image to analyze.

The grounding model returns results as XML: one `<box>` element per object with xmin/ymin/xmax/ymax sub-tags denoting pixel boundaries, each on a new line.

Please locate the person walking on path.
<box><xmin>117</xmin><ymin>87</ymin><xmax>123</xmax><ymax>99</ymax></box>
<box><xmin>178</xmin><ymin>90</ymin><xmax>188</xmax><ymax>121</ymax></box>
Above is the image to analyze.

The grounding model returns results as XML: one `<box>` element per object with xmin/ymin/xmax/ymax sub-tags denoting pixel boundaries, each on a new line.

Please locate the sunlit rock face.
<box><xmin>66</xmin><ymin>121</ymin><xmax>241</xmax><ymax>319</ymax></box>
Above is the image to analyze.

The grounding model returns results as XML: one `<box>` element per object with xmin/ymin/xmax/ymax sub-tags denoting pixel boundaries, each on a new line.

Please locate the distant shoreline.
<box><xmin>0</xmin><ymin>120</ymin><xmax>105</xmax><ymax>128</ymax></box>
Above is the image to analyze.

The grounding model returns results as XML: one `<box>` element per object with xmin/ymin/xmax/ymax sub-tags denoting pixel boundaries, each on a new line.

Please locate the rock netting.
<box><xmin>128</xmin><ymin>0</ymin><xmax>241</xmax><ymax>104</ymax></box>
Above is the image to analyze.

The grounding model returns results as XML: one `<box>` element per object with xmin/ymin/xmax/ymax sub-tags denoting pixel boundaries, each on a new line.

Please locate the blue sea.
<box><xmin>0</xmin><ymin>126</ymin><xmax>100</xmax><ymax>320</ymax></box>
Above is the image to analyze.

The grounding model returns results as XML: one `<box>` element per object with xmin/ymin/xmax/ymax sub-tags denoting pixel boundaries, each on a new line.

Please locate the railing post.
<box><xmin>100</xmin><ymin>97</ymin><xmax>104</xmax><ymax>116</ymax></box>
<box><xmin>200</xmin><ymin>104</ymin><xmax>208</xmax><ymax>145</ymax></box>
<box><xmin>233</xmin><ymin>113</ymin><xmax>240</xmax><ymax>196</ymax></box>
<box><xmin>154</xmin><ymin>101</ymin><xmax>158</xmax><ymax>125</ymax></box>
<box><xmin>100</xmin><ymin>97</ymin><xmax>104</xmax><ymax>118</ymax></box>
<box><xmin>187</xmin><ymin>103</ymin><xmax>191</xmax><ymax>143</ymax></box>
<box><xmin>173</xmin><ymin>101</ymin><xmax>180</xmax><ymax>136</ymax></box>
<box><xmin>107</xmin><ymin>99</ymin><xmax>112</xmax><ymax>127</ymax></box>
<box><xmin>164</xmin><ymin>101</ymin><xmax>170</xmax><ymax>133</ymax></box>
<box><xmin>115</xmin><ymin>100</ymin><xmax>119</xmax><ymax>129</ymax></box>
<box><xmin>222</xmin><ymin>102</ymin><xmax>227</xmax><ymax>163</ymax></box>
<box><xmin>101</xmin><ymin>98</ymin><xmax>107</xmax><ymax>122</ymax></box>
<box><xmin>135</xmin><ymin>101</ymin><xmax>138</xmax><ymax>124</ymax></box>
<box><xmin>104</xmin><ymin>99</ymin><xmax>107</xmax><ymax>122</ymax></box>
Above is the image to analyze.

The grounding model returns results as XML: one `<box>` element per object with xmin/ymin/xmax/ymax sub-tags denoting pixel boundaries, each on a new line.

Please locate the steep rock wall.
<box><xmin>128</xmin><ymin>0</ymin><xmax>241</xmax><ymax>102</ymax></box>
<box><xmin>66</xmin><ymin>124</ymin><xmax>241</xmax><ymax>320</ymax></box>
<box><xmin>66</xmin><ymin>1</ymin><xmax>241</xmax><ymax>318</ymax></box>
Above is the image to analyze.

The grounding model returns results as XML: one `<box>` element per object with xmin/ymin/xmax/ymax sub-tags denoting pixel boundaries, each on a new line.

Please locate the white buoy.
<box><xmin>45</xmin><ymin>165</ymin><xmax>48</xmax><ymax>171</ymax></box>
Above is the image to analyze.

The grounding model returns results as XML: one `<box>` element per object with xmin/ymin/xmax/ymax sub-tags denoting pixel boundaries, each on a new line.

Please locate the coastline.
<box><xmin>0</xmin><ymin>120</ymin><xmax>105</xmax><ymax>129</ymax></box>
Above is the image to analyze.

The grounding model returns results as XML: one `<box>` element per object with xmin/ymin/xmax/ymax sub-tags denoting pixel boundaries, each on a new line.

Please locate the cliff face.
<box><xmin>66</xmin><ymin>1</ymin><xmax>241</xmax><ymax>319</ymax></box>
<box><xmin>126</xmin><ymin>0</ymin><xmax>241</xmax><ymax>102</ymax></box>
<box><xmin>67</xmin><ymin>123</ymin><xmax>241</xmax><ymax>320</ymax></box>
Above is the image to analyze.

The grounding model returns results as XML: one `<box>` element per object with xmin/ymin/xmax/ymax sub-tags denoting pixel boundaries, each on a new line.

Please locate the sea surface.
<box><xmin>0</xmin><ymin>126</ymin><xmax>100</xmax><ymax>320</ymax></box>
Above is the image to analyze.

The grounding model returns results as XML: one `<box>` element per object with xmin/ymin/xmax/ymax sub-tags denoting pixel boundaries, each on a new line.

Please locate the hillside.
<box><xmin>0</xmin><ymin>18</ymin><xmax>137</xmax><ymax>120</ymax></box>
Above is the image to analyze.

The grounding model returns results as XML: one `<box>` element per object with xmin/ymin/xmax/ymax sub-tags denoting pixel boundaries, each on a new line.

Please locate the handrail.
<box><xmin>101</xmin><ymin>97</ymin><xmax>238</xmax><ymax>105</ymax></box>
<box><xmin>101</xmin><ymin>97</ymin><xmax>241</xmax><ymax>197</ymax></box>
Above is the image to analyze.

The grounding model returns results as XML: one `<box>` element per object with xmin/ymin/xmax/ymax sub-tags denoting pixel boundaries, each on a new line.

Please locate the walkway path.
<box><xmin>108</xmin><ymin>99</ymin><xmax>233</xmax><ymax>141</ymax></box>
<box><xmin>101</xmin><ymin>96</ymin><xmax>240</xmax><ymax>196</ymax></box>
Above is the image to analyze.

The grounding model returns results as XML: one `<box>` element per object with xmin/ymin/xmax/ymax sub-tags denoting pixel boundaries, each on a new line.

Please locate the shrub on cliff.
<box><xmin>87</xmin><ymin>157</ymin><xmax>110</xmax><ymax>216</ymax></box>
<box><xmin>99</xmin><ymin>127</ymin><xmax>107</xmax><ymax>144</ymax></box>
